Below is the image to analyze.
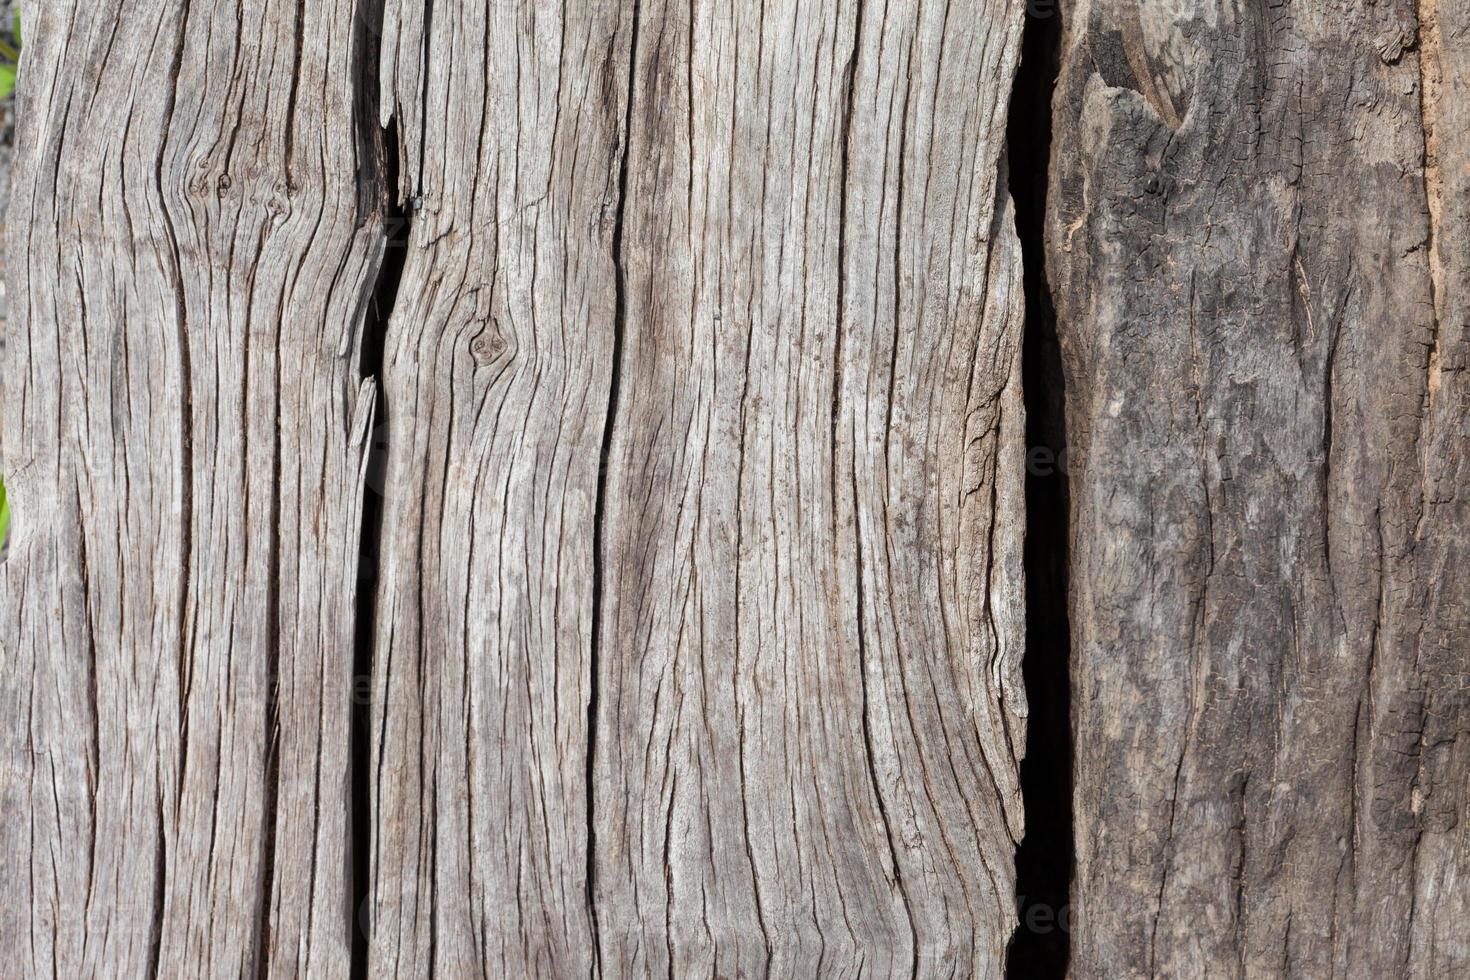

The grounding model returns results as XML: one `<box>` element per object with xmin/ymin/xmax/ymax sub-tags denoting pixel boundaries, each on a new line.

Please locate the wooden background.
<box><xmin>2</xmin><ymin>0</ymin><xmax>1465</xmax><ymax>977</ymax></box>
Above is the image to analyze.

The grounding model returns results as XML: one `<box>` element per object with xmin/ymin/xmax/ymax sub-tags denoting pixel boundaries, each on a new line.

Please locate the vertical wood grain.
<box><xmin>594</xmin><ymin>0</ymin><xmax>1026</xmax><ymax>975</ymax></box>
<box><xmin>367</xmin><ymin>1</ymin><xmax>627</xmax><ymax>975</ymax></box>
<box><xmin>1</xmin><ymin>1</ymin><xmax>382</xmax><ymax>975</ymax></box>
<box><xmin>369</xmin><ymin>0</ymin><xmax>1028</xmax><ymax>976</ymax></box>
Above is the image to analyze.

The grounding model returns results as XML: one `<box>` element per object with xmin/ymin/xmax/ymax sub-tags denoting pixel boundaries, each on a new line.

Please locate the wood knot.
<box><xmin>470</xmin><ymin>322</ymin><xmax>509</xmax><ymax>366</ymax></box>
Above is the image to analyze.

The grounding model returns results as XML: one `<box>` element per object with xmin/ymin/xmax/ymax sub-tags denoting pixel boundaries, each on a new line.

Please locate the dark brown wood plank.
<box><xmin>1049</xmin><ymin>0</ymin><xmax>1470</xmax><ymax>974</ymax></box>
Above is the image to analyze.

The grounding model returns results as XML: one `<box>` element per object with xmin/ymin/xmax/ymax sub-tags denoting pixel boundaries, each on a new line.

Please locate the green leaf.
<box><xmin>0</xmin><ymin>64</ymin><xmax>15</xmax><ymax>100</ymax></box>
<box><xmin>12</xmin><ymin>9</ymin><xmax>19</xmax><ymax>46</ymax></box>
<box><xmin>0</xmin><ymin>472</ymin><xmax>9</xmax><ymax>551</ymax></box>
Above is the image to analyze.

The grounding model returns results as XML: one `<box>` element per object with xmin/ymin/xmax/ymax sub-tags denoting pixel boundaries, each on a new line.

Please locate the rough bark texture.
<box><xmin>1</xmin><ymin>0</ymin><xmax>382</xmax><ymax>977</ymax></box>
<box><xmin>1050</xmin><ymin>0</ymin><xmax>1470</xmax><ymax>975</ymax></box>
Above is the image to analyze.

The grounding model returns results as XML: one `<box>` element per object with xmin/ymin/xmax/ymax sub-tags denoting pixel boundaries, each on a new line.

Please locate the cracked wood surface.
<box><xmin>595</xmin><ymin>1</ymin><xmax>1027</xmax><ymax>975</ymax></box>
<box><xmin>2</xmin><ymin>0</ymin><xmax>382</xmax><ymax>977</ymax></box>
<box><xmin>21</xmin><ymin>0</ymin><xmax>1470</xmax><ymax>976</ymax></box>
<box><xmin>1050</xmin><ymin>0</ymin><xmax>1470</xmax><ymax>975</ymax></box>
<box><xmin>369</xmin><ymin>0</ymin><xmax>1028</xmax><ymax>976</ymax></box>
<box><xmin>6</xmin><ymin>0</ymin><xmax>1030</xmax><ymax>974</ymax></box>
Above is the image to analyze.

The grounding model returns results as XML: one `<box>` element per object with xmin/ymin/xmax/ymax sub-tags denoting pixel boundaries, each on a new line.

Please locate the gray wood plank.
<box><xmin>594</xmin><ymin>1</ymin><xmax>1027</xmax><ymax>975</ymax></box>
<box><xmin>367</xmin><ymin>1</ymin><xmax>627</xmax><ymax>975</ymax></box>
<box><xmin>1</xmin><ymin>1</ymin><xmax>383</xmax><ymax>975</ymax></box>
<box><xmin>369</xmin><ymin>0</ymin><xmax>1028</xmax><ymax>976</ymax></box>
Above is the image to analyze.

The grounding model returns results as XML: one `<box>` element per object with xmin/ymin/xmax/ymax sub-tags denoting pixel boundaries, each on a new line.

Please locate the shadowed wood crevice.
<box><xmin>587</xmin><ymin>0</ymin><xmax>644</xmax><ymax>971</ymax></box>
<box><xmin>1005</xmin><ymin>2</ymin><xmax>1071</xmax><ymax>976</ymax></box>
<box><xmin>348</xmin><ymin>10</ymin><xmax>407</xmax><ymax>980</ymax></box>
<box><xmin>352</xmin><ymin>105</ymin><xmax>407</xmax><ymax>980</ymax></box>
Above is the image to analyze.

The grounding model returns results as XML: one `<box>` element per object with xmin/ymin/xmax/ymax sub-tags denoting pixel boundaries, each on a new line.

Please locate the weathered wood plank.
<box><xmin>595</xmin><ymin>0</ymin><xmax>1027</xmax><ymax>975</ymax></box>
<box><xmin>370</xmin><ymin>0</ymin><xmax>1028</xmax><ymax>976</ymax></box>
<box><xmin>1049</xmin><ymin>0</ymin><xmax>1470</xmax><ymax>974</ymax></box>
<box><xmin>1</xmin><ymin>1</ymin><xmax>382</xmax><ymax>975</ymax></box>
<box><xmin>1397</xmin><ymin>0</ymin><xmax>1470</xmax><ymax>966</ymax></box>
<box><xmin>20</xmin><ymin>0</ymin><xmax>1467</xmax><ymax>974</ymax></box>
<box><xmin>367</xmin><ymin>1</ymin><xmax>627</xmax><ymax>975</ymax></box>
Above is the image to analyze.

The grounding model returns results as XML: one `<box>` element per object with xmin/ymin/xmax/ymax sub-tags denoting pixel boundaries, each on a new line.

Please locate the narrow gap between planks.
<box><xmin>1006</xmin><ymin>2</ymin><xmax>1073</xmax><ymax>978</ymax></box>
<box><xmin>350</xmin><ymin>0</ymin><xmax>408</xmax><ymax>973</ymax></box>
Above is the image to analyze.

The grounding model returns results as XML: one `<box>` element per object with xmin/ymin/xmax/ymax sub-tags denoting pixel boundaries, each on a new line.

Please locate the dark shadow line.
<box><xmin>1006</xmin><ymin>2</ymin><xmax>1073</xmax><ymax>977</ymax></box>
<box><xmin>351</xmin><ymin>1</ymin><xmax>405</xmax><ymax>974</ymax></box>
